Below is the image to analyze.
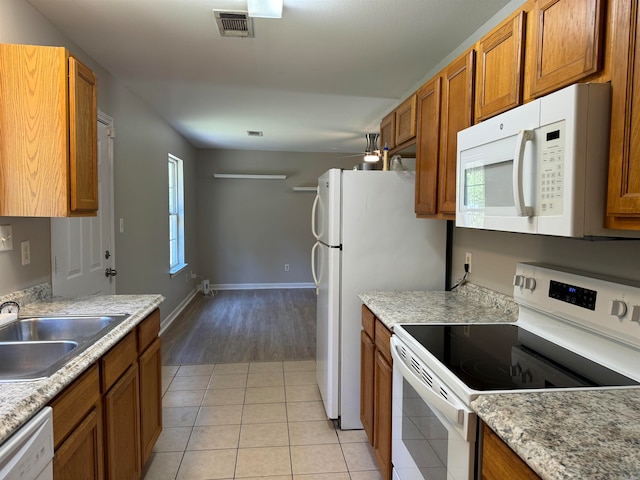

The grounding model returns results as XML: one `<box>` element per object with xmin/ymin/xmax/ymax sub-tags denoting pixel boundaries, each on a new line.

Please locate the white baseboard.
<box><xmin>212</xmin><ymin>282</ymin><xmax>315</xmax><ymax>290</ymax></box>
<box><xmin>160</xmin><ymin>288</ymin><xmax>198</xmax><ymax>335</ymax></box>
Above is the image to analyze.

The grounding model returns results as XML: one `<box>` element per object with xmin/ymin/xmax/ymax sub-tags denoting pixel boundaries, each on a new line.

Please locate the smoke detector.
<box><xmin>214</xmin><ymin>10</ymin><xmax>254</xmax><ymax>38</ymax></box>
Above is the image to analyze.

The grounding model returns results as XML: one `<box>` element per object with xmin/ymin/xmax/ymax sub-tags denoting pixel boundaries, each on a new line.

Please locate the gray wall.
<box><xmin>0</xmin><ymin>0</ymin><xmax>198</xmax><ymax>320</ymax></box>
<box><xmin>196</xmin><ymin>150</ymin><xmax>360</xmax><ymax>287</ymax></box>
<box><xmin>451</xmin><ymin>228</ymin><xmax>640</xmax><ymax>295</ymax></box>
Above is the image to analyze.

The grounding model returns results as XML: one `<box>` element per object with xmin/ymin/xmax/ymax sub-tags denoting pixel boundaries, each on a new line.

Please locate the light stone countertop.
<box><xmin>472</xmin><ymin>390</ymin><xmax>640</xmax><ymax>479</ymax></box>
<box><xmin>358</xmin><ymin>286</ymin><xmax>640</xmax><ymax>480</ymax></box>
<box><xmin>0</xmin><ymin>293</ymin><xmax>164</xmax><ymax>445</ymax></box>
<box><xmin>358</xmin><ymin>283</ymin><xmax>518</xmax><ymax>330</ymax></box>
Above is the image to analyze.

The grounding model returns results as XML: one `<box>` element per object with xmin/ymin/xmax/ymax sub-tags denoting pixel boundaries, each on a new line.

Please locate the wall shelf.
<box><xmin>292</xmin><ymin>186</ymin><xmax>317</xmax><ymax>192</ymax></box>
<box><xmin>213</xmin><ymin>173</ymin><xmax>287</xmax><ymax>180</ymax></box>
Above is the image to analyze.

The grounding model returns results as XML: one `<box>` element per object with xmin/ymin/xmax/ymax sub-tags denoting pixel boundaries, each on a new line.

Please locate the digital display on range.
<box><xmin>549</xmin><ymin>280</ymin><xmax>596</xmax><ymax>310</ymax></box>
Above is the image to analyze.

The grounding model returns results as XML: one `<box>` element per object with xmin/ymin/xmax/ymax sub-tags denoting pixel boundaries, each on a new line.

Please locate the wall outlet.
<box><xmin>21</xmin><ymin>240</ymin><xmax>31</xmax><ymax>266</ymax></box>
<box><xmin>465</xmin><ymin>252</ymin><xmax>472</xmax><ymax>273</ymax></box>
<box><xmin>201</xmin><ymin>279</ymin><xmax>210</xmax><ymax>295</ymax></box>
<box><xmin>284</xmin><ymin>264</ymin><xmax>290</xmax><ymax>272</ymax></box>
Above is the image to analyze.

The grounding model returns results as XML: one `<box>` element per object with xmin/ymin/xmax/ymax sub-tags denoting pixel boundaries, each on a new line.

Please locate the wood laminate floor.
<box><xmin>161</xmin><ymin>289</ymin><xmax>317</xmax><ymax>365</ymax></box>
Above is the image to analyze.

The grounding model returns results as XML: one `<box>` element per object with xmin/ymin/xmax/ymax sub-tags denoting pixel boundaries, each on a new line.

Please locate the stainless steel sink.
<box><xmin>0</xmin><ymin>341</ymin><xmax>79</xmax><ymax>381</ymax></box>
<box><xmin>0</xmin><ymin>314</ymin><xmax>130</xmax><ymax>382</ymax></box>
<box><xmin>0</xmin><ymin>315</ymin><xmax>126</xmax><ymax>343</ymax></box>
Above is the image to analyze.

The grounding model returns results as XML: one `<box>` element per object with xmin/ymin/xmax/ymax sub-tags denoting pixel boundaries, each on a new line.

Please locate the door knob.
<box><xmin>105</xmin><ymin>267</ymin><xmax>118</xmax><ymax>277</ymax></box>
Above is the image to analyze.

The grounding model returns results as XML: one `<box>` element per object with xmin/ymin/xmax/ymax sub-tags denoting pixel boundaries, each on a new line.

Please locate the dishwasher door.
<box><xmin>0</xmin><ymin>406</ymin><xmax>54</xmax><ymax>480</ymax></box>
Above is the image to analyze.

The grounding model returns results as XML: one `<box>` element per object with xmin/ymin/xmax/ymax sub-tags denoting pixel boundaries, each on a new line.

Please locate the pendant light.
<box><xmin>363</xmin><ymin>133</ymin><xmax>380</xmax><ymax>163</ymax></box>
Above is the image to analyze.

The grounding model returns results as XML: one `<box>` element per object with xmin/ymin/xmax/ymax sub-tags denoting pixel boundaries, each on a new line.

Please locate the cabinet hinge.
<box><xmin>107</xmin><ymin>127</ymin><xmax>116</xmax><ymax>138</ymax></box>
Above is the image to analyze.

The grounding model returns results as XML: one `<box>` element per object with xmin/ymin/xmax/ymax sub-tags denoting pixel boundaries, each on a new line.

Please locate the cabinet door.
<box><xmin>104</xmin><ymin>364</ymin><xmax>141</xmax><ymax>480</ymax></box>
<box><xmin>476</xmin><ymin>11</ymin><xmax>525</xmax><ymax>121</ymax></box>
<box><xmin>53</xmin><ymin>407</ymin><xmax>104</xmax><ymax>480</ymax></box>
<box><xmin>439</xmin><ymin>50</ymin><xmax>475</xmax><ymax>217</ymax></box>
<box><xmin>395</xmin><ymin>94</ymin><xmax>417</xmax><ymax>146</ymax></box>
<box><xmin>415</xmin><ymin>77</ymin><xmax>442</xmax><ymax>216</ymax></box>
<box><xmin>606</xmin><ymin>0</ymin><xmax>640</xmax><ymax>229</ymax></box>
<box><xmin>360</xmin><ymin>330</ymin><xmax>375</xmax><ymax>445</ymax></box>
<box><xmin>529</xmin><ymin>0</ymin><xmax>604</xmax><ymax>97</ymax></box>
<box><xmin>69</xmin><ymin>56</ymin><xmax>98</xmax><ymax>213</ymax></box>
<box><xmin>482</xmin><ymin>424</ymin><xmax>540</xmax><ymax>479</ymax></box>
<box><xmin>139</xmin><ymin>337</ymin><xmax>163</xmax><ymax>466</ymax></box>
<box><xmin>373</xmin><ymin>350</ymin><xmax>393</xmax><ymax>480</ymax></box>
<box><xmin>380</xmin><ymin>111</ymin><xmax>396</xmax><ymax>150</ymax></box>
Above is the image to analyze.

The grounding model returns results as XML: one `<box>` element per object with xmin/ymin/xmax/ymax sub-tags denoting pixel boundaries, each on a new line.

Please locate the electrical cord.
<box><xmin>450</xmin><ymin>262</ymin><xmax>470</xmax><ymax>291</ymax></box>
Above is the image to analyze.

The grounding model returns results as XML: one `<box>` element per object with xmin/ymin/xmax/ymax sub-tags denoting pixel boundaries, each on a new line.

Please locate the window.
<box><xmin>168</xmin><ymin>154</ymin><xmax>186</xmax><ymax>274</ymax></box>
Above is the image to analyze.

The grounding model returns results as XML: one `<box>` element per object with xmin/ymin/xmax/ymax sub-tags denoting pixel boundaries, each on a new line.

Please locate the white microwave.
<box><xmin>456</xmin><ymin>83</ymin><xmax>630</xmax><ymax>238</ymax></box>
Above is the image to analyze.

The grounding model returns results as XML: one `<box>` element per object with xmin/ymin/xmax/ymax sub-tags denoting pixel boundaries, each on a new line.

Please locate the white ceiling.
<box><xmin>26</xmin><ymin>0</ymin><xmax>509</xmax><ymax>153</ymax></box>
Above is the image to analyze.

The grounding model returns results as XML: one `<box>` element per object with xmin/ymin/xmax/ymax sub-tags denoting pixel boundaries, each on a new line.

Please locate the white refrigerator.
<box><xmin>311</xmin><ymin>168</ymin><xmax>447</xmax><ymax>429</ymax></box>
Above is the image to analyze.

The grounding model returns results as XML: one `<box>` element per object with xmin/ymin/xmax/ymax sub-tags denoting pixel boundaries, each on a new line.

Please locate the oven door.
<box><xmin>391</xmin><ymin>336</ymin><xmax>477</xmax><ymax>480</ymax></box>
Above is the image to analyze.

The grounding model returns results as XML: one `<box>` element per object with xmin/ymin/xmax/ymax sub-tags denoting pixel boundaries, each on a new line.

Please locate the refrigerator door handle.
<box><xmin>311</xmin><ymin>241</ymin><xmax>320</xmax><ymax>295</ymax></box>
<box><xmin>311</xmin><ymin>193</ymin><xmax>320</xmax><ymax>240</ymax></box>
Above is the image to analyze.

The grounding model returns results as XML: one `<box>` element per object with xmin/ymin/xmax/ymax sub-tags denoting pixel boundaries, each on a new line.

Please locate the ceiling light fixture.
<box><xmin>247</xmin><ymin>0</ymin><xmax>283</xmax><ymax>18</ymax></box>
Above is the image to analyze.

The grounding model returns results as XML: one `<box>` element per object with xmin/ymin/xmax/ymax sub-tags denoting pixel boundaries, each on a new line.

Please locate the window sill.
<box><xmin>169</xmin><ymin>263</ymin><xmax>188</xmax><ymax>277</ymax></box>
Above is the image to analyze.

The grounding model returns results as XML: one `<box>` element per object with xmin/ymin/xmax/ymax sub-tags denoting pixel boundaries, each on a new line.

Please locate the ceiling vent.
<box><xmin>214</xmin><ymin>10</ymin><xmax>254</xmax><ymax>38</ymax></box>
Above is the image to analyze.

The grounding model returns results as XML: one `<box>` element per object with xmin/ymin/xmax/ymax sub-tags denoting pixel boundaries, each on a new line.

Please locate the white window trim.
<box><xmin>168</xmin><ymin>154</ymin><xmax>187</xmax><ymax>276</ymax></box>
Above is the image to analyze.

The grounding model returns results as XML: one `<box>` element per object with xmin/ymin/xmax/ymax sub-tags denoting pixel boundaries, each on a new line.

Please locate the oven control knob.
<box><xmin>513</xmin><ymin>274</ymin><xmax>525</xmax><ymax>288</ymax></box>
<box><xmin>609</xmin><ymin>300</ymin><xmax>628</xmax><ymax>319</ymax></box>
<box><xmin>630</xmin><ymin>306</ymin><xmax>640</xmax><ymax>325</ymax></box>
<box><xmin>510</xmin><ymin>364</ymin><xmax>522</xmax><ymax>376</ymax></box>
<box><xmin>524</xmin><ymin>277</ymin><xmax>536</xmax><ymax>292</ymax></box>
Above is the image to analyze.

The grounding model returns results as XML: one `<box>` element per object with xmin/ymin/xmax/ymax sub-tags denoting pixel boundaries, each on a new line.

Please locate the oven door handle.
<box><xmin>391</xmin><ymin>336</ymin><xmax>471</xmax><ymax>428</ymax></box>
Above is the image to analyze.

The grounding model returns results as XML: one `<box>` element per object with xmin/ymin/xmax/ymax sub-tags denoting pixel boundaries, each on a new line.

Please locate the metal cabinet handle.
<box><xmin>105</xmin><ymin>268</ymin><xmax>118</xmax><ymax>277</ymax></box>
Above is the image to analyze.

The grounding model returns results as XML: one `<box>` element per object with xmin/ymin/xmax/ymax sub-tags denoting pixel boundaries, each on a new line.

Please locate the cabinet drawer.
<box><xmin>50</xmin><ymin>364</ymin><xmax>100</xmax><ymax>448</ymax></box>
<box><xmin>361</xmin><ymin>305</ymin><xmax>375</xmax><ymax>340</ymax></box>
<box><xmin>137</xmin><ymin>309</ymin><xmax>160</xmax><ymax>353</ymax></box>
<box><xmin>374</xmin><ymin>320</ymin><xmax>392</xmax><ymax>364</ymax></box>
<box><xmin>101</xmin><ymin>330</ymin><xmax>137</xmax><ymax>392</ymax></box>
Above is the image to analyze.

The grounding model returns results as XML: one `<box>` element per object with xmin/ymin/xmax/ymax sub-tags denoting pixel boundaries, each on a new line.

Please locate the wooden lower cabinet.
<box><xmin>104</xmin><ymin>364</ymin><xmax>141</xmax><ymax>480</ymax></box>
<box><xmin>139</xmin><ymin>337</ymin><xmax>162</xmax><ymax>465</ymax></box>
<box><xmin>360</xmin><ymin>305</ymin><xmax>393</xmax><ymax>480</ymax></box>
<box><xmin>482</xmin><ymin>423</ymin><xmax>540</xmax><ymax>480</ymax></box>
<box><xmin>50</xmin><ymin>364</ymin><xmax>103</xmax><ymax>480</ymax></box>
<box><xmin>49</xmin><ymin>309</ymin><xmax>162</xmax><ymax>480</ymax></box>
<box><xmin>54</xmin><ymin>407</ymin><xmax>103</xmax><ymax>480</ymax></box>
<box><xmin>373</xmin><ymin>350</ymin><xmax>392</xmax><ymax>480</ymax></box>
<box><xmin>360</xmin><ymin>329</ymin><xmax>375</xmax><ymax>442</ymax></box>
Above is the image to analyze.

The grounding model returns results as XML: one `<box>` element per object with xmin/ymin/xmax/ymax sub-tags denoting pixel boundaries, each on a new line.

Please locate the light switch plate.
<box><xmin>21</xmin><ymin>240</ymin><xmax>30</xmax><ymax>265</ymax></box>
<box><xmin>0</xmin><ymin>225</ymin><xmax>13</xmax><ymax>252</ymax></box>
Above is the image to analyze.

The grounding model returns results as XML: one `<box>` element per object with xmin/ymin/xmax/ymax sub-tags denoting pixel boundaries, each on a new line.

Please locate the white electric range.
<box><xmin>390</xmin><ymin>263</ymin><xmax>640</xmax><ymax>480</ymax></box>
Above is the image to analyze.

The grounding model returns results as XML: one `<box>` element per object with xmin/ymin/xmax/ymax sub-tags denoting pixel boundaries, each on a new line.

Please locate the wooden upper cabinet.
<box><xmin>476</xmin><ymin>11</ymin><xmax>526</xmax><ymax>121</ymax></box>
<box><xmin>394</xmin><ymin>94</ymin><xmax>417</xmax><ymax>146</ymax></box>
<box><xmin>529</xmin><ymin>0</ymin><xmax>605</xmax><ymax>98</ymax></box>
<box><xmin>439</xmin><ymin>49</ymin><xmax>475</xmax><ymax>217</ymax></box>
<box><xmin>0</xmin><ymin>44</ymin><xmax>98</xmax><ymax>217</ymax></box>
<box><xmin>606</xmin><ymin>0</ymin><xmax>640</xmax><ymax>229</ymax></box>
<box><xmin>380</xmin><ymin>111</ymin><xmax>396</xmax><ymax>151</ymax></box>
<box><xmin>415</xmin><ymin>77</ymin><xmax>442</xmax><ymax>216</ymax></box>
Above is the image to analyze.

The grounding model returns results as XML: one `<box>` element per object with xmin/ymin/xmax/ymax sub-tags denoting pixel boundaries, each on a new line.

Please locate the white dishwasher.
<box><xmin>0</xmin><ymin>406</ymin><xmax>54</xmax><ymax>480</ymax></box>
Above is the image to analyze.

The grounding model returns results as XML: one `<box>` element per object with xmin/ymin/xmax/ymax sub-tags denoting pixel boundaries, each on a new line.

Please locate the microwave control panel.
<box><xmin>538</xmin><ymin>120</ymin><xmax>565</xmax><ymax>216</ymax></box>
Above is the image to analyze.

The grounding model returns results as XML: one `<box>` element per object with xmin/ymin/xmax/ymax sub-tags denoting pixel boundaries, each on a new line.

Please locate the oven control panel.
<box><xmin>513</xmin><ymin>262</ymin><xmax>640</xmax><ymax>348</ymax></box>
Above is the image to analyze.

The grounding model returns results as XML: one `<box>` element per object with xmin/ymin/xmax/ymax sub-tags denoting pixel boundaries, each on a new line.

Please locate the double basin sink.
<box><xmin>0</xmin><ymin>314</ymin><xmax>129</xmax><ymax>382</ymax></box>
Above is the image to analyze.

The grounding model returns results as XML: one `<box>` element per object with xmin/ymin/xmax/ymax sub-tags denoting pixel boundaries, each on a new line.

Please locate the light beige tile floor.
<box><xmin>143</xmin><ymin>360</ymin><xmax>383</xmax><ymax>480</ymax></box>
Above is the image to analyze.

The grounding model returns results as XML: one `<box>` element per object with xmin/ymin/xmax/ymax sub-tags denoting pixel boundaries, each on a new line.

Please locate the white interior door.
<box><xmin>51</xmin><ymin>112</ymin><xmax>115</xmax><ymax>296</ymax></box>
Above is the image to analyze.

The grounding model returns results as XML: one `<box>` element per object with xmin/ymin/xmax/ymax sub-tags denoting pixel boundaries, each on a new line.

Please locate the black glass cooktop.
<box><xmin>400</xmin><ymin>323</ymin><xmax>639</xmax><ymax>391</ymax></box>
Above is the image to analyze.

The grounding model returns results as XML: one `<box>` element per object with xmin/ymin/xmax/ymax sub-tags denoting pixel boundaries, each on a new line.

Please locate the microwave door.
<box><xmin>457</xmin><ymin>133</ymin><xmax>537</xmax><ymax>234</ymax></box>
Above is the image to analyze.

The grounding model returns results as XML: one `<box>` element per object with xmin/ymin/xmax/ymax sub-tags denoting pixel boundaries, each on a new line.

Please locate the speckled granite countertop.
<box><xmin>359</xmin><ymin>285</ymin><xmax>640</xmax><ymax>480</ymax></box>
<box><xmin>0</xmin><ymin>293</ymin><xmax>164</xmax><ymax>445</ymax></box>
<box><xmin>358</xmin><ymin>283</ymin><xmax>519</xmax><ymax>330</ymax></box>
<box><xmin>472</xmin><ymin>390</ymin><xmax>640</xmax><ymax>479</ymax></box>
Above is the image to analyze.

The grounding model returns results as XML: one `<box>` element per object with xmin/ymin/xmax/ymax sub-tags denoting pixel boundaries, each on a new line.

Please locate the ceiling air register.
<box><xmin>214</xmin><ymin>11</ymin><xmax>254</xmax><ymax>38</ymax></box>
